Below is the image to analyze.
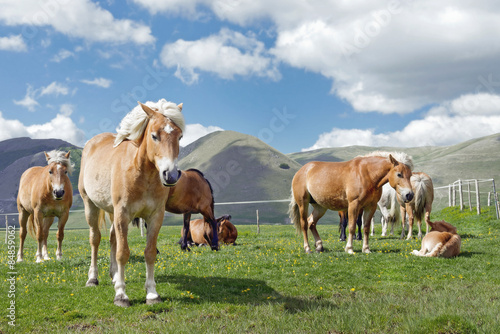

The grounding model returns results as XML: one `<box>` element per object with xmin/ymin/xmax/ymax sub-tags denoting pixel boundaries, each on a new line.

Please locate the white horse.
<box><xmin>372</xmin><ymin>183</ymin><xmax>402</xmax><ymax>237</ymax></box>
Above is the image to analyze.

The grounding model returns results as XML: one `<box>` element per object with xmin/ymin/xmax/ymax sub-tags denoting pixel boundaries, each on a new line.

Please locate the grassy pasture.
<box><xmin>1</xmin><ymin>206</ymin><xmax>499</xmax><ymax>333</ymax></box>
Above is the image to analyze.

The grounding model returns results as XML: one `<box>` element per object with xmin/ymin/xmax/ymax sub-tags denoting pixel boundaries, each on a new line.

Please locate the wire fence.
<box><xmin>3</xmin><ymin>178</ymin><xmax>499</xmax><ymax>234</ymax></box>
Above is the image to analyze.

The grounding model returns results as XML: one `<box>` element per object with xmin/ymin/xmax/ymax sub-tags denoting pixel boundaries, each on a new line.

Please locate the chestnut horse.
<box><xmin>411</xmin><ymin>220</ymin><xmax>460</xmax><ymax>257</ymax></box>
<box><xmin>398</xmin><ymin>172</ymin><xmax>434</xmax><ymax>240</ymax></box>
<box><xmin>79</xmin><ymin>99</ymin><xmax>184</xmax><ymax>307</ymax></box>
<box><xmin>180</xmin><ymin>215</ymin><xmax>236</xmax><ymax>246</ymax></box>
<box><xmin>17</xmin><ymin>150</ymin><xmax>73</xmax><ymax>263</ymax></box>
<box><xmin>290</xmin><ymin>152</ymin><xmax>414</xmax><ymax>254</ymax></box>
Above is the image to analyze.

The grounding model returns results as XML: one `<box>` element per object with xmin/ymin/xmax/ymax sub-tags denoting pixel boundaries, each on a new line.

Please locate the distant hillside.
<box><xmin>0</xmin><ymin>137</ymin><xmax>81</xmax><ymax>214</ymax></box>
<box><xmin>287</xmin><ymin>133</ymin><xmax>500</xmax><ymax>186</ymax></box>
<box><xmin>178</xmin><ymin>131</ymin><xmax>301</xmax><ymax>223</ymax></box>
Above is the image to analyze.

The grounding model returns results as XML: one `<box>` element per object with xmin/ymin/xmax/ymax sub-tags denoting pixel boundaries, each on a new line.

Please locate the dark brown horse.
<box><xmin>338</xmin><ymin>211</ymin><xmax>362</xmax><ymax>242</ymax></box>
<box><xmin>218</xmin><ymin>215</ymin><xmax>237</xmax><ymax>245</ymax></box>
<box><xmin>290</xmin><ymin>152</ymin><xmax>414</xmax><ymax>254</ymax></box>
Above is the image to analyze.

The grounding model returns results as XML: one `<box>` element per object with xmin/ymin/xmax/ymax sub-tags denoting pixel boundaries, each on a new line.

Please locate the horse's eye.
<box><xmin>152</xmin><ymin>133</ymin><xmax>158</xmax><ymax>141</ymax></box>
<box><xmin>49</xmin><ymin>170</ymin><xmax>53</xmax><ymax>175</ymax></box>
<box><xmin>65</xmin><ymin>171</ymin><xmax>68</xmax><ymax>175</ymax></box>
<box><xmin>397</xmin><ymin>173</ymin><xmax>402</xmax><ymax>178</ymax></box>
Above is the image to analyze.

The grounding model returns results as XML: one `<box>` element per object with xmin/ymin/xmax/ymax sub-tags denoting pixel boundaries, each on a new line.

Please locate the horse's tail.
<box><xmin>98</xmin><ymin>209</ymin><xmax>107</xmax><ymax>231</ymax></box>
<box><xmin>411</xmin><ymin>173</ymin><xmax>433</xmax><ymax>222</ymax></box>
<box><xmin>288</xmin><ymin>192</ymin><xmax>301</xmax><ymax>235</ymax></box>
<box><xmin>27</xmin><ymin>214</ymin><xmax>36</xmax><ymax>239</ymax></box>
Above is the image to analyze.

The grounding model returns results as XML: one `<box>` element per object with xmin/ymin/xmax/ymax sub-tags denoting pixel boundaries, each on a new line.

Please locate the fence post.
<box><xmin>493</xmin><ymin>179</ymin><xmax>500</xmax><ymax>220</ymax></box>
<box><xmin>467</xmin><ymin>181</ymin><xmax>472</xmax><ymax>211</ymax></box>
<box><xmin>452</xmin><ymin>183</ymin><xmax>456</xmax><ymax>206</ymax></box>
<box><xmin>448</xmin><ymin>185</ymin><xmax>452</xmax><ymax>207</ymax></box>
<box><xmin>458</xmin><ymin>180</ymin><xmax>463</xmax><ymax>210</ymax></box>
<box><xmin>256</xmin><ymin>210</ymin><xmax>260</xmax><ymax>234</ymax></box>
<box><xmin>475</xmin><ymin>179</ymin><xmax>481</xmax><ymax>215</ymax></box>
<box><xmin>488</xmin><ymin>192</ymin><xmax>491</xmax><ymax>206</ymax></box>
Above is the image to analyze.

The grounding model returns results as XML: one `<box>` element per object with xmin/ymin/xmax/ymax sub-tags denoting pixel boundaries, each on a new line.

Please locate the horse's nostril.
<box><xmin>406</xmin><ymin>192</ymin><xmax>414</xmax><ymax>201</ymax></box>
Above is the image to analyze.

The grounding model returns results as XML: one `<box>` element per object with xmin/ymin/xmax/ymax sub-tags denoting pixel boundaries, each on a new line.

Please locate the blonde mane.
<box><xmin>114</xmin><ymin>99</ymin><xmax>185</xmax><ymax>147</ymax></box>
<box><xmin>363</xmin><ymin>151</ymin><xmax>414</xmax><ymax>170</ymax></box>
<box><xmin>46</xmin><ymin>150</ymin><xmax>75</xmax><ymax>175</ymax></box>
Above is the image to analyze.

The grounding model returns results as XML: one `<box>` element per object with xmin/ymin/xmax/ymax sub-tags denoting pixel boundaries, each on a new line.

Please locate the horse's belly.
<box><xmin>82</xmin><ymin>162</ymin><xmax>114</xmax><ymax>212</ymax></box>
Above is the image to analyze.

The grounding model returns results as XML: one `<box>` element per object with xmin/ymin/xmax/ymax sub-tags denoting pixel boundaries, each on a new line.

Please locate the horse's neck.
<box><xmin>367</xmin><ymin>158</ymin><xmax>392</xmax><ymax>189</ymax></box>
<box><xmin>133</xmin><ymin>136</ymin><xmax>156</xmax><ymax>175</ymax></box>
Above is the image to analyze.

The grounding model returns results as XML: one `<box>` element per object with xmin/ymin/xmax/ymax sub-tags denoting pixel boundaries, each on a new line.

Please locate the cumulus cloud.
<box><xmin>51</xmin><ymin>49</ymin><xmax>75</xmax><ymax>62</ymax></box>
<box><xmin>160</xmin><ymin>28</ymin><xmax>280</xmax><ymax>84</ymax></box>
<box><xmin>0</xmin><ymin>0</ymin><xmax>154</xmax><ymax>45</ymax></box>
<box><xmin>180</xmin><ymin>123</ymin><xmax>223</xmax><ymax>147</ymax></box>
<box><xmin>0</xmin><ymin>34</ymin><xmax>27</xmax><ymax>52</ymax></box>
<box><xmin>0</xmin><ymin>111</ymin><xmax>86</xmax><ymax>146</ymax></box>
<box><xmin>13</xmin><ymin>82</ymin><xmax>70</xmax><ymax>111</ymax></box>
<box><xmin>81</xmin><ymin>77</ymin><xmax>112</xmax><ymax>88</ymax></box>
<box><xmin>303</xmin><ymin>93</ymin><xmax>500</xmax><ymax>150</ymax></box>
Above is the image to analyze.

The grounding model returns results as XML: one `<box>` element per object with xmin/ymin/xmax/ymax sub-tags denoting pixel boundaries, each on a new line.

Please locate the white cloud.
<box><xmin>0</xmin><ymin>34</ymin><xmax>27</xmax><ymax>52</ymax></box>
<box><xmin>51</xmin><ymin>49</ymin><xmax>74</xmax><ymax>62</ymax></box>
<box><xmin>160</xmin><ymin>28</ymin><xmax>280</xmax><ymax>83</ymax></box>
<box><xmin>13</xmin><ymin>85</ymin><xmax>39</xmax><ymax>111</ymax></box>
<box><xmin>303</xmin><ymin>93</ymin><xmax>500</xmax><ymax>150</ymax></box>
<box><xmin>81</xmin><ymin>77</ymin><xmax>112</xmax><ymax>88</ymax></box>
<box><xmin>0</xmin><ymin>0</ymin><xmax>154</xmax><ymax>45</ymax></box>
<box><xmin>39</xmin><ymin>82</ymin><xmax>69</xmax><ymax>97</ymax></box>
<box><xmin>0</xmin><ymin>111</ymin><xmax>86</xmax><ymax>146</ymax></box>
<box><xmin>180</xmin><ymin>123</ymin><xmax>223</xmax><ymax>146</ymax></box>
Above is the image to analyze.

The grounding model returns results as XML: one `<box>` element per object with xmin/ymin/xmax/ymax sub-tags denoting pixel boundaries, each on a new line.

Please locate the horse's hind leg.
<box><xmin>297</xmin><ymin>200</ymin><xmax>312</xmax><ymax>253</ymax></box>
<box><xmin>406</xmin><ymin>203</ymin><xmax>415</xmax><ymax>240</ymax></box>
<box><xmin>112</xmin><ymin>210</ymin><xmax>131</xmax><ymax>307</ymax></box>
<box><xmin>17</xmin><ymin>209</ymin><xmax>29</xmax><ymax>262</ymax></box>
<box><xmin>308</xmin><ymin>204</ymin><xmax>327</xmax><ymax>252</ymax></box>
<box><xmin>339</xmin><ymin>212</ymin><xmax>348</xmax><ymax>241</ymax></box>
<box><xmin>56</xmin><ymin>211</ymin><xmax>69</xmax><ymax>260</ymax></box>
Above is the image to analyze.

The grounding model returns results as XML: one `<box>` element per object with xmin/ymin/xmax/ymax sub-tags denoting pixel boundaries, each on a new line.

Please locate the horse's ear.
<box><xmin>177</xmin><ymin>103</ymin><xmax>183</xmax><ymax>112</ymax></box>
<box><xmin>389</xmin><ymin>154</ymin><xmax>399</xmax><ymax>166</ymax></box>
<box><xmin>65</xmin><ymin>151</ymin><xmax>71</xmax><ymax>159</ymax></box>
<box><xmin>44</xmin><ymin>151</ymin><xmax>50</xmax><ymax>162</ymax></box>
<box><xmin>138</xmin><ymin>102</ymin><xmax>155</xmax><ymax>118</ymax></box>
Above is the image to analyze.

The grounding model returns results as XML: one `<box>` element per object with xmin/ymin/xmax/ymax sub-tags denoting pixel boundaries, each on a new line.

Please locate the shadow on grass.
<box><xmin>139</xmin><ymin>274</ymin><xmax>336</xmax><ymax>313</ymax></box>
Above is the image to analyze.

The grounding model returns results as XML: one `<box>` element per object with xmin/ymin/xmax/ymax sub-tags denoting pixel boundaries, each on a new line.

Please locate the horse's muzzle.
<box><xmin>403</xmin><ymin>191</ymin><xmax>414</xmax><ymax>203</ymax></box>
<box><xmin>162</xmin><ymin>169</ymin><xmax>182</xmax><ymax>187</ymax></box>
<box><xmin>53</xmin><ymin>189</ymin><xmax>65</xmax><ymax>200</ymax></box>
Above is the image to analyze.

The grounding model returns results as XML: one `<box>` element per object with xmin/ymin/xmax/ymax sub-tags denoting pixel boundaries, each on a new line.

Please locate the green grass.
<box><xmin>1</xmin><ymin>206</ymin><xmax>499</xmax><ymax>333</ymax></box>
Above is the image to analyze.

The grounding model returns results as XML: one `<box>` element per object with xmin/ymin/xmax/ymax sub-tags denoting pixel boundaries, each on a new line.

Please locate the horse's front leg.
<box><xmin>208</xmin><ymin>217</ymin><xmax>220</xmax><ymax>251</ymax></box>
<box><xmin>113</xmin><ymin>210</ymin><xmax>131</xmax><ymax>307</ymax></box>
<box><xmin>84</xmin><ymin>204</ymin><xmax>101</xmax><ymax>287</ymax></box>
<box><xmin>56</xmin><ymin>211</ymin><xmax>69</xmax><ymax>260</ymax></box>
<box><xmin>180</xmin><ymin>213</ymin><xmax>191</xmax><ymax>251</ymax></box>
<box><xmin>144</xmin><ymin>211</ymin><xmax>164</xmax><ymax>305</ymax></box>
<box><xmin>355</xmin><ymin>212</ymin><xmax>363</xmax><ymax>240</ymax></box>
<box><xmin>17</xmin><ymin>209</ymin><xmax>29</xmax><ymax>262</ymax></box>
<box><xmin>362</xmin><ymin>206</ymin><xmax>376</xmax><ymax>253</ymax></box>
<box><xmin>399</xmin><ymin>205</ymin><xmax>407</xmax><ymax>239</ymax></box>
<box><xmin>34</xmin><ymin>210</ymin><xmax>45</xmax><ymax>263</ymax></box>
<box><xmin>405</xmin><ymin>203</ymin><xmax>415</xmax><ymax>240</ymax></box>
<box><xmin>339</xmin><ymin>212</ymin><xmax>347</xmax><ymax>241</ymax></box>
<box><xmin>41</xmin><ymin>217</ymin><xmax>54</xmax><ymax>260</ymax></box>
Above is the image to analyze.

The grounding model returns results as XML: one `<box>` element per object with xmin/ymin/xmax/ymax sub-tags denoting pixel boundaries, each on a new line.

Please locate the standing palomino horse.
<box><xmin>79</xmin><ymin>99</ymin><xmax>184</xmax><ymax>307</ymax></box>
<box><xmin>398</xmin><ymin>172</ymin><xmax>434</xmax><ymax>240</ymax></box>
<box><xmin>290</xmin><ymin>152</ymin><xmax>414</xmax><ymax>254</ymax></box>
<box><xmin>17</xmin><ymin>150</ymin><xmax>73</xmax><ymax>263</ymax></box>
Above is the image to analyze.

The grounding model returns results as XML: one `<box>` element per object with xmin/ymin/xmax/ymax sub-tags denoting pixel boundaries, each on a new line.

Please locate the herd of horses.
<box><xmin>14</xmin><ymin>99</ymin><xmax>460</xmax><ymax>307</ymax></box>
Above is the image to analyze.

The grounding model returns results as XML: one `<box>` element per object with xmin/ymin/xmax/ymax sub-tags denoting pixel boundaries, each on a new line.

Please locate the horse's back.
<box><xmin>165</xmin><ymin>169</ymin><xmax>213</xmax><ymax>213</ymax></box>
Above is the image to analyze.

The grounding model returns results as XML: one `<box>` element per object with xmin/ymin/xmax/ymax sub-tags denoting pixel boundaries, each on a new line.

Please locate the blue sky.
<box><xmin>1</xmin><ymin>0</ymin><xmax>500</xmax><ymax>153</ymax></box>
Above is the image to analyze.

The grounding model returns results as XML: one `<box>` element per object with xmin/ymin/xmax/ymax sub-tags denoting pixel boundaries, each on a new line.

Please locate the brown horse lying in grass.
<box><xmin>180</xmin><ymin>215</ymin><xmax>236</xmax><ymax>247</ymax></box>
<box><xmin>411</xmin><ymin>220</ymin><xmax>461</xmax><ymax>258</ymax></box>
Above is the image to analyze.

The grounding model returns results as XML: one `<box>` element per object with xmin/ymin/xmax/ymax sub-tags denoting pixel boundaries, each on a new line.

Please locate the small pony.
<box><xmin>17</xmin><ymin>150</ymin><xmax>74</xmax><ymax>263</ymax></box>
<box><xmin>180</xmin><ymin>215</ymin><xmax>236</xmax><ymax>247</ymax></box>
<box><xmin>411</xmin><ymin>220</ymin><xmax>461</xmax><ymax>258</ymax></box>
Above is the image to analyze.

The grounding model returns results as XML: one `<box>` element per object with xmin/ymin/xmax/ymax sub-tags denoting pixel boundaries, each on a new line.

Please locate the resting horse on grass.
<box><xmin>411</xmin><ymin>220</ymin><xmax>460</xmax><ymax>258</ymax></box>
<box><xmin>290</xmin><ymin>151</ymin><xmax>414</xmax><ymax>254</ymax></box>
<box><xmin>17</xmin><ymin>150</ymin><xmax>73</xmax><ymax>263</ymax></box>
<box><xmin>180</xmin><ymin>215</ymin><xmax>236</xmax><ymax>247</ymax></box>
<box><xmin>79</xmin><ymin>99</ymin><xmax>185</xmax><ymax>307</ymax></box>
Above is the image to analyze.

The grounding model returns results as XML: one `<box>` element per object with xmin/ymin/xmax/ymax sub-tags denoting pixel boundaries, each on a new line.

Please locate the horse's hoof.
<box><xmin>146</xmin><ymin>296</ymin><xmax>162</xmax><ymax>305</ymax></box>
<box><xmin>315</xmin><ymin>246</ymin><xmax>324</xmax><ymax>253</ymax></box>
<box><xmin>114</xmin><ymin>296</ymin><xmax>131</xmax><ymax>308</ymax></box>
<box><xmin>346</xmin><ymin>248</ymin><xmax>354</xmax><ymax>254</ymax></box>
<box><xmin>363</xmin><ymin>249</ymin><xmax>371</xmax><ymax>254</ymax></box>
<box><xmin>211</xmin><ymin>246</ymin><xmax>219</xmax><ymax>251</ymax></box>
<box><xmin>86</xmin><ymin>278</ymin><xmax>99</xmax><ymax>287</ymax></box>
<box><xmin>16</xmin><ymin>258</ymin><xmax>23</xmax><ymax>263</ymax></box>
